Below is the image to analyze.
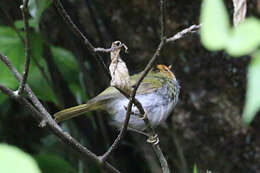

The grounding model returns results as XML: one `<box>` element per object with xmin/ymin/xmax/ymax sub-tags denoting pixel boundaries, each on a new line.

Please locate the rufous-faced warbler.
<box><xmin>54</xmin><ymin>64</ymin><xmax>180</xmax><ymax>130</ymax></box>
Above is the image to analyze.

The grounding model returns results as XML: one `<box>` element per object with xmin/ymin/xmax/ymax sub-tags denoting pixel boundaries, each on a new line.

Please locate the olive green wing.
<box><xmin>54</xmin><ymin>73</ymin><xmax>164</xmax><ymax>123</ymax></box>
<box><xmin>93</xmin><ymin>73</ymin><xmax>164</xmax><ymax>103</ymax></box>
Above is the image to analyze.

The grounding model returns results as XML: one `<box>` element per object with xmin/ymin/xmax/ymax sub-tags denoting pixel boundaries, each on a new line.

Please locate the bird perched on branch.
<box><xmin>54</xmin><ymin>64</ymin><xmax>180</xmax><ymax>130</ymax></box>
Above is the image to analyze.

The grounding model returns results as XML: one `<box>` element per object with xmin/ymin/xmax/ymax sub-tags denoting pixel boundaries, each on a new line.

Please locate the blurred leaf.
<box><xmin>227</xmin><ymin>18</ymin><xmax>260</xmax><ymax>56</ymax></box>
<box><xmin>243</xmin><ymin>52</ymin><xmax>260</xmax><ymax>124</ymax></box>
<box><xmin>14</xmin><ymin>19</ymin><xmax>38</xmax><ymax>29</ymax></box>
<box><xmin>0</xmin><ymin>26</ymin><xmax>24</xmax><ymax>89</ymax></box>
<box><xmin>0</xmin><ymin>94</ymin><xmax>7</xmax><ymax>105</ymax></box>
<box><xmin>200</xmin><ymin>0</ymin><xmax>230</xmax><ymax>50</ymax></box>
<box><xmin>51</xmin><ymin>46</ymin><xmax>86</xmax><ymax>100</ymax></box>
<box><xmin>193</xmin><ymin>164</ymin><xmax>198</xmax><ymax>173</ymax></box>
<box><xmin>28</xmin><ymin>0</ymin><xmax>52</xmax><ymax>30</ymax></box>
<box><xmin>35</xmin><ymin>153</ymin><xmax>77</xmax><ymax>173</ymax></box>
<box><xmin>0</xmin><ymin>26</ymin><xmax>55</xmax><ymax>102</ymax></box>
<box><xmin>0</xmin><ymin>144</ymin><xmax>41</xmax><ymax>173</ymax></box>
<box><xmin>51</xmin><ymin>46</ymin><xmax>78</xmax><ymax>73</ymax></box>
<box><xmin>29</xmin><ymin>60</ymin><xmax>57</xmax><ymax>103</ymax></box>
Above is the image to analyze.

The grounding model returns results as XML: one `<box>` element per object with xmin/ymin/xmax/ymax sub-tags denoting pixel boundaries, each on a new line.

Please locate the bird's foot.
<box><xmin>139</xmin><ymin>111</ymin><xmax>147</xmax><ymax>120</ymax></box>
<box><xmin>147</xmin><ymin>134</ymin><xmax>159</xmax><ymax>145</ymax></box>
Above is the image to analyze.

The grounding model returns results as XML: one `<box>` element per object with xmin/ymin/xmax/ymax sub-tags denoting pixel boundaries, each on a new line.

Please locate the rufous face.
<box><xmin>156</xmin><ymin>64</ymin><xmax>175</xmax><ymax>79</ymax></box>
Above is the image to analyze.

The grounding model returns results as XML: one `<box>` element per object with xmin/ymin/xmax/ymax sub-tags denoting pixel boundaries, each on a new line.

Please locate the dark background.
<box><xmin>0</xmin><ymin>0</ymin><xmax>260</xmax><ymax>173</ymax></box>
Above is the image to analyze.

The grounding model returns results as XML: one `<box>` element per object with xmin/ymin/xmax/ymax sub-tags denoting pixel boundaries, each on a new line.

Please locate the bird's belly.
<box><xmin>107</xmin><ymin>93</ymin><xmax>174</xmax><ymax>130</ymax></box>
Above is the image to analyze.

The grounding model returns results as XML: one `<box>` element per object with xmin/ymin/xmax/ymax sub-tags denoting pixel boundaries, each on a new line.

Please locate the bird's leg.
<box><xmin>139</xmin><ymin>110</ymin><xmax>148</xmax><ymax>120</ymax></box>
<box><xmin>147</xmin><ymin>134</ymin><xmax>160</xmax><ymax>145</ymax></box>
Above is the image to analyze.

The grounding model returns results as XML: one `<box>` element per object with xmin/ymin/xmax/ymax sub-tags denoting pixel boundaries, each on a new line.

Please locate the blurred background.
<box><xmin>0</xmin><ymin>0</ymin><xmax>260</xmax><ymax>173</ymax></box>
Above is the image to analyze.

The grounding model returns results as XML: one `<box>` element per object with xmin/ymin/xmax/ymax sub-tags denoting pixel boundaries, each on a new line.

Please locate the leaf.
<box><xmin>14</xmin><ymin>19</ymin><xmax>38</xmax><ymax>29</ymax></box>
<box><xmin>0</xmin><ymin>26</ymin><xmax>24</xmax><ymax>89</ymax></box>
<box><xmin>0</xmin><ymin>144</ymin><xmax>41</xmax><ymax>173</ymax></box>
<box><xmin>226</xmin><ymin>18</ymin><xmax>260</xmax><ymax>56</ymax></box>
<box><xmin>0</xmin><ymin>94</ymin><xmax>7</xmax><ymax>105</ymax></box>
<box><xmin>0</xmin><ymin>26</ymin><xmax>56</xmax><ymax>102</ymax></box>
<box><xmin>243</xmin><ymin>51</ymin><xmax>260</xmax><ymax>124</ymax></box>
<box><xmin>35</xmin><ymin>153</ymin><xmax>77</xmax><ymax>173</ymax></box>
<box><xmin>193</xmin><ymin>164</ymin><xmax>198</xmax><ymax>173</ymax></box>
<box><xmin>28</xmin><ymin>0</ymin><xmax>52</xmax><ymax>30</ymax></box>
<box><xmin>51</xmin><ymin>46</ymin><xmax>85</xmax><ymax>100</ymax></box>
<box><xmin>200</xmin><ymin>0</ymin><xmax>230</xmax><ymax>50</ymax></box>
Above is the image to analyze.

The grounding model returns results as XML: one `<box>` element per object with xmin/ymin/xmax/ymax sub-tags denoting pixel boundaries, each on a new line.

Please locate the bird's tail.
<box><xmin>54</xmin><ymin>104</ymin><xmax>92</xmax><ymax>123</ymax></box>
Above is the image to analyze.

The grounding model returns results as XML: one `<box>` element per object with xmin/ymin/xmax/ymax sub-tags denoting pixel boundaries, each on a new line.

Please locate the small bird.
<box><xmin>54</xmin><ymin>65</ymin><xmax>180</xmax><ymax>130</ymax></box>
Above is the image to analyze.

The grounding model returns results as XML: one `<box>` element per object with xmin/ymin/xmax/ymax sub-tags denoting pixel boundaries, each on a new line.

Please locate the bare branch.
<box><xmin>160</xmin><ymin>0</ymin><xmax>166</xmax><ymax>39</ymax></box>
<box><xmin>232</xmin><ymin>0</ymin><xmax>247</xmax><ymax>26</ymax></box>
<box><xmin>166</xmin><ymin>24</ymin><xmax>201</xmax><ymax>43</ymax></box>
<box><xmin>0</xmin><ymin>53</ymin><xmax>121</xmax><ymax>173</ymax></box>
<box><xmin>18</xmin><ymin>0</ymin><xmax>31</xmax><ymax>95</ymax></box>
<box><xmin>152</xmin><ymin>145</ymin><xmax>170</xmax><ymax>173</ymax></box>
<box><xmin>53</xmin><ymin>0</ymin><xmax>110</xmax><ymax>76</ymax></box>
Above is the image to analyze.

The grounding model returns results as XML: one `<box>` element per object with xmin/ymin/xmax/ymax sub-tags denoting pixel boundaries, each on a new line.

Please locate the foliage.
<box><xmin>193</xmin><ymin>164</ymin><xmax>198</xmax><ymax>173</ymax></box>
<box><xmin>0</xmin><ymin>144</ymin><xmax>41</xmax><ymax>173</ymax></box>
<box><xmin>200</xmin><ymin>0</ymin><xmax>260</xmax><ymax>124</ymax></box>
<box><xmin>34</xmin><ymin>153</ymin><xmax>77</xmax><ymax>173</ymax></box>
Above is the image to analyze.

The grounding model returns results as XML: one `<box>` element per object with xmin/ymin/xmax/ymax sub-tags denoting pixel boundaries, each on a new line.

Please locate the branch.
<box><xmin>160</xmin><ymin>0</ymin><xmax>166</xmax><ymax>39</ymax></box>
<box><xmin>53</xmin><ymin>0</ymin><xmax>110</xmax><ymax>77</ymax></box>
<box><xmin>18</xmin><ymin>0</ymin><xmax>31</xmax><ymax>95</ymax></box>
<box><xmin>0</xmin><ymin>53</ymin><xmax>120</xmax><ymax>173</ymax></box>
<box><xmin>166</xmin><ymin>24</ymin><xmax>201</xmax><ymax>43</ymax></box>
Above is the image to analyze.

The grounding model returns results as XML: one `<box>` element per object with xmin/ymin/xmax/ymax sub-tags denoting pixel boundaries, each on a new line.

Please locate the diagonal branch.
<box><xmin>160</xmin><ymin>0</ymin><xmax>166</xmax><ymax>39</ymax></box>
<box><xmin>0</xmin><ymin>53</ymin><xmax>120</xmax><ymax>173</ymax></box>
<box><xmin>18</xmin><ymin>0</ymin><xmax>31</xmax><ymax>95</ymax></box>
<box><xmin>166</xmin><ymin>24</ymin><xmax>201</xmax><ymax>43</ymax></box>
<box><xmin>53</xmin><ymin>0</ymin><xmax>110</xmax><ymax>77</ymax></box>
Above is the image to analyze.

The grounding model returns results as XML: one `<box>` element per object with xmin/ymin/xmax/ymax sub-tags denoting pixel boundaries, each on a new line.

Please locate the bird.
<box><xmin>54</xmin><ymin>64</ymin><xmax>180</xmax><ymax>131</ymax></box>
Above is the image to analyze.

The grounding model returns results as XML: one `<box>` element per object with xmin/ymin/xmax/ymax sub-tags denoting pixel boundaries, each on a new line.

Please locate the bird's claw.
<box><xmin>147</xmin><ymin>134</ymin><xmax>159</xmax><ymax>145</ymax></box>
<box><xmin>139</xmin><ymin>111</ymin><xmax>147</xmax><ymax>120</ymax></box>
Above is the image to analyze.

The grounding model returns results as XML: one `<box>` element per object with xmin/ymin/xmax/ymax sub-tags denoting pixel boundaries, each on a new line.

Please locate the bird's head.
<box><xmin>155</xmin><ymin>64</ymin><xmax>176</xmax><ymax>80</ymax></box>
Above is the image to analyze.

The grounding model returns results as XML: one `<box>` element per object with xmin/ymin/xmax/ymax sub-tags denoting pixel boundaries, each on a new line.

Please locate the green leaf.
<box><xmin>200</xmin><ymin>0</ymin><xmax>230</xmax><ymax>50</ymax></box>
<box><xmin>193</xmin><ymin>164</ymin><xmax>198</xmax><ymax>173</ymax></box>
<box><xmin>28</xmin><ymin>0</ymin><xmax>52</xmax><ymax>30</ymax></box>
<box><xmin>51</xmin><ymin>46</ymin><xmax>78</xmax><ymax>74</ymax></box>
<box><xmin>226</xmin><ymin>18</ymin><xmax>260</xmax><ymax>56</ymax></box>
<box><xmin>0</xmin><ymin>144</ymin><xmax>41</xmax><ymax>173</ymax></box>
<box><xmin>14</xmin><ymin>19</ymin><xmax>38</xmax><ymax>29</ymax></box>
<box><xmin>0</xmin><ymin>26</ymin><xmax>24</xmax><ymax>89</ymax></box>
<box><xmin>51</xmin><ymin>46</ymin><xmax>85</xmax><ymax>100</ymax></box>
<box><xmin>0</xmin><ymin>94</ymin><xmax>7</xmax><ymax>105</ymax></box>
<box><xmin>35</xmin><ymin>153</ymin><xmax>77</xmax><ymax>173</ymax></box>
<box><xmin>0</xmin><ymin>26</ymin><xmax>56</xmax><ymax>102</ymax></box>
<box><xmin>243</xmin><ymin>51</ymin><xmax>260</xmax><ymax>124</ymax></box>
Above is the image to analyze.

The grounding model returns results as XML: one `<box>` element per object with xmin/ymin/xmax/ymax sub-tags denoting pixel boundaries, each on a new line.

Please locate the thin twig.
<box><xmin>0</xmin><ymin>53</ymin><xmax>121</xmax><ymax>173</ymax></box>
<box><xmin>18</xmin><ymin>0</ymin><xmax>31</xmax><ymax>95</ymax></box>
<box><xmin>152</xmin><ymin>145</ymin><xmax>170</xmax><ymax>173</ymax></box>
<box><xmin>166</xmin><ymin>24</ymin><xmax>201</xmax><ymax>43</ymax></box>
<box><xmin>160</xmin><ymin>0</ymin><xmax>166</xmax><ymax>39</ymax></box>
<box><xmin>53</xmin><ymin>0</ymin><xmax>110</xmax><ymax>77</ymax></box>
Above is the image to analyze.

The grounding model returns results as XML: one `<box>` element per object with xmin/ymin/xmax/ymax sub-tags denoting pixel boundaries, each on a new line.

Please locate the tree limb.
<box><xmin>18</xmin><ymin>0</ymin><xmax>31</xmax><ymax>95</ymax></box>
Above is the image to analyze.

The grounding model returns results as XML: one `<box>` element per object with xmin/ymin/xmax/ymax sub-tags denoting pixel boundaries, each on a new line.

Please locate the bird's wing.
<box><xmin>90</xmin><ymin>74</ymin><xmax>164</xmax><ymax>105</ymax></box>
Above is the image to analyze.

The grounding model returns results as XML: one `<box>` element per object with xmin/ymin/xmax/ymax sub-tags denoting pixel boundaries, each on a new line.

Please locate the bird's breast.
<box><xmin>107</xmin><ymin>84</ymin><xmax>177</xmax><ymax>130</ymax></box>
